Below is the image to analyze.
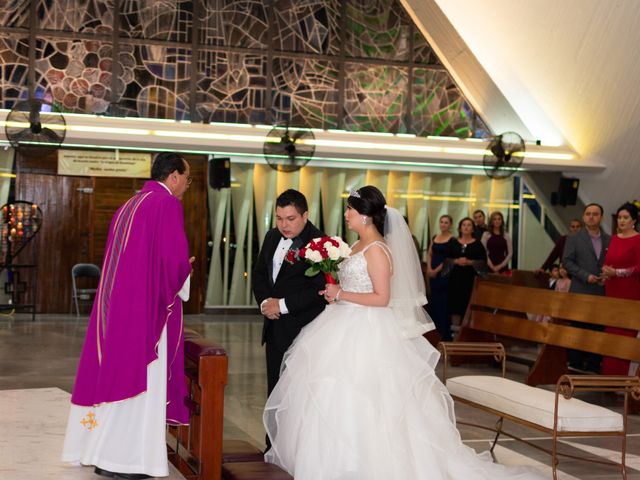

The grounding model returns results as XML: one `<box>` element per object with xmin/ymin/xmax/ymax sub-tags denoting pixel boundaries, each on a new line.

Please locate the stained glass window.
<box><xmin>344</xmin><ymin>0</ymin><xmax>410</xmax><ymax>61</ymax></box>
<box><xmin>343</xmin><ymin>64</ymin><xmax>407</xmax><ymax>133</ymax></box>
<box><xmin>413</xmin><ymin>29</ymin><xmax>440</xmax><ymax>65</ymax></box>
<box><xmin>411</xmin><ymin>68</ymin><xmax>472</xmax><ymax>138</ymax></box>
<box><xmin>118</xmin><ymin>44</ymin><xmax>191</xmax><ymax>120</ymax></box>
<box><xmin>197</xmin><ymin>50</ymin><xmax>267</xmax><ymax>124</ymax></box>
<box><xmin>0</xmin><ymin>2</ymin><xmax>30</xmax><ymax>29</ymax></box>
<box><xmin>272</xmin><ymin>58</ymin><xmax>339</xmax><ymax>129</ymax></box>
<box><xmin>0</xmin><ymin>0</ymin><xmax>488</xmax><ymax>137</ymax></box>
<box><xmin>32</xmin><ymin>37</ymin><xmax>113</xmax><ymax>113</ymax></box>
<box><xmin>120</xmin><ymin>0</ymin><xmax>192</xmax><ymax>43</ymax></box>
<box><xmin>272</xmin><ymin>0</ymin><xmax>340</xmax><ymax>55</ymax></box>
<box><xmin>37</xmin><ymin>0</ymin><xmax>113</xmax><ymax>32</ymax></box>
<box><xmin>200</xmin><ymin>0</ymin><xmax>268</xmax><ymax>48</ymax></box>
<box><xmin>0</xmin><ymin>35</ymin><xmax>30</xmax><ymax>109</ymax></box>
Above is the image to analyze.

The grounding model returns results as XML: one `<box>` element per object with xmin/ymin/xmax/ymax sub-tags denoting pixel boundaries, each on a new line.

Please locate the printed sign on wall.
<box><xmin>58</xmin><ymin>150</ymin><xmax>151</xmax><ymax>178</ymax></box>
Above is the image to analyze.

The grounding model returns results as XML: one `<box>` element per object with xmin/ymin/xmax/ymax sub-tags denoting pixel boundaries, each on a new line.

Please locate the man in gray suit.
<box><xmin>562</xmin><ymin>202</ymin><xmax>611</xmax><ymax>371</ymax></box>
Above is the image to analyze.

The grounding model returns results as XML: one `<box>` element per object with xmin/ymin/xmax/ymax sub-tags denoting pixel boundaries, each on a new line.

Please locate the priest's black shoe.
<box><xmin>94</xmin><ymin>467</ymin><xmax>116</xmax><ymax>477</ymax></box>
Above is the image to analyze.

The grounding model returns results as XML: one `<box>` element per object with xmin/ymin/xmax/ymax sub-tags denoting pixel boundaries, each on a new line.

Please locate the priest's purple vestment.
<box><xmin>71</xmin><ymin>181</ymin><xmax>192</xmax><ymax>425</ymax></box>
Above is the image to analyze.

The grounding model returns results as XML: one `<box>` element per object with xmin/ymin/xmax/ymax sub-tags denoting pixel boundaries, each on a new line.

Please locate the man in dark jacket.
<box><xmin>253</xmin><ymin>189</ymin><xmax>327</xmax><ymax>398</ymax></box>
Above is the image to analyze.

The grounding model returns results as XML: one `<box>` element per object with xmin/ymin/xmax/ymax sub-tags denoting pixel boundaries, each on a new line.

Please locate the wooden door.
<box><xmin>15</xmin><ymin>169</ymin><xmax>93</xmax><ymax>313</ymax></box>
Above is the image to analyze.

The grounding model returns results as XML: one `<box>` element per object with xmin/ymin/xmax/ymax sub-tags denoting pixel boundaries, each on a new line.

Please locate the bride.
<box><xmin>263</xmin><ymin>186</ymin><xmax>545</xmax><ymax>479</ymax></box>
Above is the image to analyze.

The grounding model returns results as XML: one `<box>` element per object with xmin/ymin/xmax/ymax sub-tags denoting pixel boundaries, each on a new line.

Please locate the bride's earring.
<box><xmin>361</xmin><ymin>216</ymin><xmax>368</xmax><ymax>225</ymax></box>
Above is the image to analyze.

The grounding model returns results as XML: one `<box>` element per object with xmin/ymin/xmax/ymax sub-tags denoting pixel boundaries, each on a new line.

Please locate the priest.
<box><xmin>62</xmin><ymin>152</ymin><xmax>194</xmax><ymax>479</ymax></box>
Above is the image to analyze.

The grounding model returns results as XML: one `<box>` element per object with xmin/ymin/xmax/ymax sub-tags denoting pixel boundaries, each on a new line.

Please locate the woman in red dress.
<box><xmin>600</xmin><ymin>202</ymin><xmax>640</xmax><ymax>375</ymax></box>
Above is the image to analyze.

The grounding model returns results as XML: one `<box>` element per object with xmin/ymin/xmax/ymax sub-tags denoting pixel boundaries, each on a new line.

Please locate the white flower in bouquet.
<box><xmin>305</xmin><ymin>249</ymin><xmax>323</xmax><ymax>263</ymax></box>
<box><xmin>326</xmin><ymin>245</ymin><xmax>340</xmax><ymax>260</ymax></box>
<box><xmin>335</xmin><ymin>237</ymin><xmax>352</xmax><ymax>257</ymax></box>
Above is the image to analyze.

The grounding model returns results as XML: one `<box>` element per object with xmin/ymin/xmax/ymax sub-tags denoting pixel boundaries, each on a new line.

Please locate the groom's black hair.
<box><xmin>276</xmin><ymin>189</ymin><xmax>308</xmax><ymax>216</ymax></box>
<box><xmin>348</xmin><ymin>186</ymin><xmax>387</xmax><ymax>235</ymax></box>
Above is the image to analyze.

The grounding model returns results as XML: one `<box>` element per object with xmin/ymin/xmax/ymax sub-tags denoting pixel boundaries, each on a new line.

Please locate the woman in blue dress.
<box><xmin>427</xmin><ymin>214</ymin><xmax>456</xmax><ymax>341</ymax></box>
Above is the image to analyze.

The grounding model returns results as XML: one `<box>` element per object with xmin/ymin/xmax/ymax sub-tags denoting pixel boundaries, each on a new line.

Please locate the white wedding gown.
<box><xmin>264</xmin><ymin>243</ymin><xmax>545</xmax><ymax>479</ymax></box>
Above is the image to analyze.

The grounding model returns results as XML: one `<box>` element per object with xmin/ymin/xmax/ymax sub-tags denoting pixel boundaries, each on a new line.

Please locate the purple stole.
<box><xmin>71</xmin><ymin>181</ymin><xmax>192</xmax><ymax>425</ymax></box>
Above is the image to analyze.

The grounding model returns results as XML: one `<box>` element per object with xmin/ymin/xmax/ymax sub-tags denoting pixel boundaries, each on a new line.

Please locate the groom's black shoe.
<box><xmin>114</xmin><ymin>474</ymin><xmax>151</xmax><ymax>479</ymax></box>
<box><xmin>94</xmin><ymin>467</ymin><xmax>116</xmax><ymax>477</ymax></box>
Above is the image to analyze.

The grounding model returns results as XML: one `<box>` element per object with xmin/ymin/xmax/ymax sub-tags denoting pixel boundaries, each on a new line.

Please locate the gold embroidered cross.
<box><xmin>80</xmin><ymin>411</ymin><xmax>98</xmax><ymax>431</ymax></box>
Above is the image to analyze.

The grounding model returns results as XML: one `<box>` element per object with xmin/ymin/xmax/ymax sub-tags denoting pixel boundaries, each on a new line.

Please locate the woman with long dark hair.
<box><xmin>263</xmin><ymin>186</ymin><xmax>543</xmax><ymax>479</ymax></box>
<box><xmin>481</xmin><ymin>211</ymin><xmax>512</xmax><ymax>274</ymax></box>
<box><xmin>600</xmin><ymin>202</ymin><xmax>640</xmax><ymax>375</ymax></box>
<box><xmin>447</xmin><ymin>217</ymin><xmax>487</xmax><ymax>328</ymax></box>
<box><xmin>427</xmin><ymin>214</ymin><xmax>456</xmax><ymax>341</ymax></box>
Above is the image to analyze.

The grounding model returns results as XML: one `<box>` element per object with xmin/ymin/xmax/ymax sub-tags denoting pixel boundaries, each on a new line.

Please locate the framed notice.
<box><xmin>57</xmin><ymin>150</ymin><xmax>151</xmax><ymax>178</ymax></box>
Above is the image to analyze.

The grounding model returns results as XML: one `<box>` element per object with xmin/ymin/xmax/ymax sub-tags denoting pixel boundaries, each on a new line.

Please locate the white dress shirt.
<box><xmin>261</xmin><ymin>236</ymin><xmax>292</xmax><ymax>315</ymax></box>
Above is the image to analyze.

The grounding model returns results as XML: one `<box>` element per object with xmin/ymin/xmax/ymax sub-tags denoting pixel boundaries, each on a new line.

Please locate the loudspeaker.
<box><xmin>553</xmin><ymin>177</ymin><xmax>579</xmax><ymax>206</ymax></box>
<box><xmin>209</xmin><ymin>157</ymin><xmax>230</xmax><ymax>189</ymax></box>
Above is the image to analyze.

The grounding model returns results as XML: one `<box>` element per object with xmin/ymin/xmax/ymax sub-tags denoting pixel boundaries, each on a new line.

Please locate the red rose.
<box><xmin>285</xmin><ymin>249</ymin><xmax>297</xmax><ymax>264</ymax></box>
<box><xmin>299</xmin><ymin>247</ymin><xmax>307</xmax><ymax>258</ymax></box>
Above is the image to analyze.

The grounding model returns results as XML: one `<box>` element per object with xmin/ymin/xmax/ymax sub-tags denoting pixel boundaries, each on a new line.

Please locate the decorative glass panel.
<box><xmin>118</xmin><ymin>44</ymin><xmax>191</xmax><ymax>120</ymax></box>
<box><xmin>0</xmin><ymin>2</ymin><xmax>30</xmax><ymax>29</ymax></box>
<box><xmin>272</xmin><ymin>57</ymin><xmax>339</xmax><ymax>129</ymax></box>
<box><xmin>271</xmin><ymin>0</ymin><xmax>340</xmax><ymax>55</ymax></box>
<box><xmin>0</xmin><ymin>35</ymin><xmax>30</xmax><ymax>109</ymax></box>
<box><xmin>411</xmin><ymin>68</ymin><xmax>476</xmax><ymax>138</ymax></box>
<box><xmin>343</xmin><ymin>63</ymin><xmax>407</xmax><ymax>133</ymax></box>
<box><xmin>200</xmin><ymin>0</ymin><xmax>268</xmax><ymax>48</ymax></box>
<box><xmin>413</xmin><ymin>29</ymin><xmax>440</xmax><ymax>65</ymax></box>
<box><xmin>344</xmin><ymin>0</ymin><xmax>410</xmax><ymax>61</ymax></box>
<box><xmin>33</xmin><ymin>37</ymin><xmax>113</xmax><ymax>113</ymax></box>
<box><xmin>37</xmin><ymin>0</ymin><xmax>113</xmax><ymax>32</ymax></box>
<box><xmin>120</xmin><ymin>0</ymin><xmax>192</xmax><ymax>42</ymax></box>
<box><xmin>197</xmin><ymin>50</ymin><xmax>267</xmax><ymax>124</ymax></box>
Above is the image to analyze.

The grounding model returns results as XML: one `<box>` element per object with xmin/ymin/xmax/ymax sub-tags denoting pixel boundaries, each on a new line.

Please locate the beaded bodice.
<box><xmin>338</xmin><ymin>241</ymin><xmax>391</xmax><ymax>293</ymax></box>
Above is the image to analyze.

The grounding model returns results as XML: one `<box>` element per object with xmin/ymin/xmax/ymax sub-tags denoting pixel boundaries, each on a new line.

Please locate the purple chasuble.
<box><xmin>71</xmin><ymin>181</ymin><xmax>192</xmax><ymax>425</ymax></box>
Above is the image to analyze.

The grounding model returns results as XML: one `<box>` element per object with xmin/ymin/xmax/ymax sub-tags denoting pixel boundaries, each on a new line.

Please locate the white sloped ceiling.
<box><xmin>406</xmin><ymin>0</ymin><xmax>640</xmax><ymax>218</ymax></box>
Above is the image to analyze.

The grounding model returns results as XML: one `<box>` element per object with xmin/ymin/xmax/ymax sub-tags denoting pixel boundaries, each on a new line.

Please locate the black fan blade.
<box><xmin>38</xmin><ymin>128</ymin><xmax>63</xmax><ymax>145</ymax></box>
<box><xmin>490</xmin><ymin>141</ymin><xmax>505</xmax><ymax>159</ymax></box>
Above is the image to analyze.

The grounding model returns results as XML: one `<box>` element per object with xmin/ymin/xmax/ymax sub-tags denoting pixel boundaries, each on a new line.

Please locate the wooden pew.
<box><xmin>457</xmin><ymin>277</ymin><xmax>640</xmax><ymax>386</ymax></box>
<box><xmin>168</xmin><ymin>336</ymin><xmax>228</xmax><ymax>480</ymax></box>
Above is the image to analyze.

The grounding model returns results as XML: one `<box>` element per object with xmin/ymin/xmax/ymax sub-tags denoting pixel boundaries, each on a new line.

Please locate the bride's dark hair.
<box><xmin>347</xmin><ymin>186</ymin><xmax>387</xmax><ymax>235</ymax></box>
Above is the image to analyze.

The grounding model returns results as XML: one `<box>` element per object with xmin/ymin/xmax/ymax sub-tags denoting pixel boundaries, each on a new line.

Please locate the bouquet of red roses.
<box><xmin>285</xmin><ymin>235</ymin><xmax>351</xmax><ymax>284</ymax></box>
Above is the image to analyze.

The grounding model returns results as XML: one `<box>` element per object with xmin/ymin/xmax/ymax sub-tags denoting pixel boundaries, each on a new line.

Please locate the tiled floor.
<box><xmin>1</xmin><ymin>313</ymin><xmax>639</xmax><ymax>479</ymax></box>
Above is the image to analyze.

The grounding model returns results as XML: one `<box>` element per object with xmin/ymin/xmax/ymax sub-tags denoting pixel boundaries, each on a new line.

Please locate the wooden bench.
<box><xmin>457</xmin><ymin>278</ymin><xmax>640</xmax><ymax>386</ymax></box>
<box><xmin>168</xmin><ymin>333</ymin><xmax>292</xmax><ymax>480</ymax></box>
<box><xmin>168</xmin><ymin>335</ymin><xmax>229</xmax><ymax>480</ymax></box>
<box><xmin>440</xmin><ymin>279</ymin><xmax>640</xmax><ymax>478</ymax></box>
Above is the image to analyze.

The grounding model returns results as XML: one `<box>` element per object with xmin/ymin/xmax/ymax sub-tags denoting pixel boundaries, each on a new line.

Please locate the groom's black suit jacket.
<box><xmin>253</xmin><ymin>221</ymin><xmax>327</xmax><ymax>353</ymax></box>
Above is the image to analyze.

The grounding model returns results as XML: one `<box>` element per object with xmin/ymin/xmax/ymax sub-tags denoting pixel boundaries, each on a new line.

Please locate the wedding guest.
<box><xmin>448</xmin><ymin>217</ymin><xmax>487</xmax><ymax>329</ymax></box>
<box><xmin>548</xmin><ymin>264</ymin><xmax>560</xmax><ymax>289</ymax></box>
<box><xmin>536</xmin><ymin>219</ymin><xmax>583</xmax><ymax>274</ymax></box>
<box><xmin>472</xmin><ymin>209</ymin><xmax>488</xmax><ymax>241</ymax></box>
<box><xmin>563</xmin><ymin>203</ymin><xmax>611</xmax><ymax>373</ymax></box>
<box><xmin>600</xmin><ymin>202</ymin><xmax>640</xmax><ymax>375</ymax></box>
<box><xmin>426</xmin><ymin>214</ymin><xmax>456</xmax><ymax>341</ymax></box>
<box><xmin>481</xmin><ymin>211</ymin><xmax>512</xmax><ymax>274</ymax></box>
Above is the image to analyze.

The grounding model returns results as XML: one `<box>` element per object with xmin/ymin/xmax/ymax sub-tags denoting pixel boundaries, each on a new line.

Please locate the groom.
<box><xmin>253</xmin><ymin>189</ymin><xmax>327</xmax><ymax>398</ymax></box>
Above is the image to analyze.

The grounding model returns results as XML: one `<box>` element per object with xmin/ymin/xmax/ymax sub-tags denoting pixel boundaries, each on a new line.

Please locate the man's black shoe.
<box><xmin>94</xmin><ymin>467</ymin><xmax>116</xmax><ymax>477</ymax></box>
<box><xmin>114</xmin><ymin>474</ymin><xmax>151</xmax><ymax>479</ymax></box>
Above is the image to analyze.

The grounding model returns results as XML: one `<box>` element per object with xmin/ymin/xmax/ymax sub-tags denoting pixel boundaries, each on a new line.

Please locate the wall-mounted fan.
<box><xmin>263</xmin><ymin>124</ymin><xmax>315</xmax><ymax>173</ymax></box>
<box><xmin>483</xmin><ymin>132</ymin><xmax>525</xmax><ymax>179</ymax></box>
<box><xmin>4</xmin><ymin>99</ymin><xmax>66</xmax><ymax>158</ymax></box>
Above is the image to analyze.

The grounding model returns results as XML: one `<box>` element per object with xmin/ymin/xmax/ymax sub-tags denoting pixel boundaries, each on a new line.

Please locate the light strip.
<box><xmin>0</xmin><ymin>139</ymin><xmax>493</xmax><ymax>172</ymax></box>
<box><xmin>0</xmin><ymin>111</ymin><xmax>577</xmax><ymax>162</ymax></box>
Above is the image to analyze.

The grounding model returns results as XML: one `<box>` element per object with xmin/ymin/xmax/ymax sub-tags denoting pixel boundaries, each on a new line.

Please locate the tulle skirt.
<box><xmin>264</xmin><ymin>302</ymin><xmax>545</xmax><ymax>480</ymax></box>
